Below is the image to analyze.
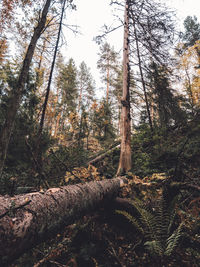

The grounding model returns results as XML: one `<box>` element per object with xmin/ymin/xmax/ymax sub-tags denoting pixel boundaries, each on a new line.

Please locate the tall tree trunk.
<box><xmin>0</xmin><ymin>0</ymin><xmax>52</xmax><ymax>177</ymax></box>
<box><xmin>38</xmin><ymin>0</ymin><xmax>67</xmax><ymax>138</ymax></box>
<box><xmin>117</xmin><ymin>1</ymin><xmax>132</xmax><ymax>175</ymax></box>
<box><xmin>133</xmin><ymin>22</ymin><xmax>153</xmax><ymax>132</ymax></box>
<box><xmin>0</xmin><ymin>177</ymin><xmax>126</xmax><ymax>265</ymax></box>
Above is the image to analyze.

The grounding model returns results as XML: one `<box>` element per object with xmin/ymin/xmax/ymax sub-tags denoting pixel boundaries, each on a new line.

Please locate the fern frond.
<box><xmin>115</xmin><ymin>210</ymin><xmax>144</xmax><ymax>234</ymax></box>
<box><xmin>116</xmin><ymin>192</ymin><xmax>183</xmax><ymax>258</ymax></box>
<box><xmin>137</xmin><ymin>207</ymin><xmax>158</xmax><ymax>240</ymax></box>
<box><xmin>155</xmin><ymin>192</ymin><xmax>179</xmax><ymax>246</ymax></box>
<box><xmin>125</xmin><ymin>199</ymin><xmax>158</xmax><ymax>240</ymax></box>
<box><xmin>155</xmin><ymin>199</ymin><xmax>170</xmax><ymax>245</ymax></box>
<box><xmin>165</xmin><ymin>223</ymin><xmax>183</xmax><ymax>256</ymax></box>
<box><xmin>167</xmin><ymin>195</ymin><xmax>179</xmax><ymax>235</ymax></box>
<box><xmin>145</xmin><ymin>240</ymin><xmax>164</xmax><ymax>256</ymax></box>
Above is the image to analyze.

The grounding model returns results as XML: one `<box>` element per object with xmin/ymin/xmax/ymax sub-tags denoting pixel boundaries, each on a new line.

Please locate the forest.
<box><xmin>0</xmin><ymin>0</ymin><xmax>200</xmax><ymax>266</ymax></box>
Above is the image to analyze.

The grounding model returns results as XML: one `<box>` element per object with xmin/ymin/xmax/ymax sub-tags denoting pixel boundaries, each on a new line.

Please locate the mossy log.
<box><xmin>0</xmin><ymin>177</ymin><xmax>126</xmax><ymax>265</ymax></box>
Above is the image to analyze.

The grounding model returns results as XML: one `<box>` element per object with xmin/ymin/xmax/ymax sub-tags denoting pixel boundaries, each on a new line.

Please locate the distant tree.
<box><xmin>0</xmin><ymin>0</ymin><xmax>52</xmax><ymax>176</ymax></box>
<box><xmin>97</xmin><ymin>42</ymin><xmax>119</xmax><ymax>103</ymax></box>
<box><xmin>91</xmin><ymin>99</ymin><xmax>116</xmax><ymax>147</ymax></box>
<box><xmin>177</xmin><ymin>42</ymin><xmax>200</xmax><ymax>111</ymax></box>
<box><xmin>0</xmin><ymin>61</ymin><xmax>41</xmax><ymax>177</ymax></box>
<box><xmin>77</xmin><ymin>61</ymin><xmax>95</xmax><ymax>112</ymax></box>
<box><xmin>181</xmin><ymin>16</ymin><xmax>200</xmax><ymax>48</ymax></box>
<box><xmin>0</xmin><ymin>38</ymin><xmax>8</xmax><ymax>63</ymax></box>
<box><xmin>0</xmin><ymin>0</ymin><xmax>33</xmax><ymax>34</ymax></box>
<box><xmin>59</xmin><ymin>58</ymin><xmax>78</xmax><ymax>114</ymax></box>
<box><xmin>149</xmin><ymin>62</ymin><xmax>186</xmax><ymax>128</ymax></box>
<box><xmin>78</xmin><ymin>105</ymin><xmax>90</xmax><ymax>149</ymax></box>
<box><xmin>178</xmin><ymin>16</ymin><xmax>200</xmax><ymax>111</ymax></box>
<box><xmin>56</xmin><ymin>58</ymin><xmax>78</xmax><ymax>135</ymax></box>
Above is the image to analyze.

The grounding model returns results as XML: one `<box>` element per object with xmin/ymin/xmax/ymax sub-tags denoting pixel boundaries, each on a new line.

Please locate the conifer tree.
<box><xmin>181</xmin><ymin>16</ymin><xmax>200</xmax><ymax>48</ymax></box>
<box><xmin>97</xmin><ymin>42</ymin><xmax>119</xmax><ymax>103</ymax></box>
<box><xmin>90</xmin><ymin>99</ymin><xmax>116</xmax><ymax>147</ymax></box>
<box><xmin>149</xmin><ymin>62</ymin><xmax>185</xmax><ymax>128</ymax></box>
<box><xmin>0</xmin><ymin>0</ymin><xmax>52</xmax><ymax>176</ymax></box>
<box><xmin>77</xmin><ymin>61</ymin><xmax>95</xmax><ymax>112</ymax></box>
<box><xmin>178</xmin><ymin>16</ymin><xmax>200</xmax><ymax>110</ymax></box>
<box><xmin>56</xmin><ymin>58</ymin><xmax>78</xmax><ymax>136</ymax></box>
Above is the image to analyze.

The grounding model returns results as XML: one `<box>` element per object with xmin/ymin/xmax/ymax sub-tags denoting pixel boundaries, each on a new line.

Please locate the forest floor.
<box><xmin>11</xmin><ymin>177</ymin><xmax>200</xmax><ymax>267</ymax></box>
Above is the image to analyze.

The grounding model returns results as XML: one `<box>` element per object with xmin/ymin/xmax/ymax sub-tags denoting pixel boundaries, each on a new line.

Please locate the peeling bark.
<box><xmin>0</xmin><ymin>177</ymin><xmax>126</xmax><ymax>265</ymax></box>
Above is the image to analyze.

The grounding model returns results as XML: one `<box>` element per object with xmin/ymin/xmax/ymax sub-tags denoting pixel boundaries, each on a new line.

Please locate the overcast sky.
<box><xmin>63</xmin><ymin>0</ymin><xmax>200</xmax><ymax>92</ymax></box>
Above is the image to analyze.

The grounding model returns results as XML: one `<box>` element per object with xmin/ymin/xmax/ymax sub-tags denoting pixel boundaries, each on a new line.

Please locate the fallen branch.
<box><xmin>86</xmin><ymin>143</ymin><xmax>120</xmax><ymax>166</ymax></box>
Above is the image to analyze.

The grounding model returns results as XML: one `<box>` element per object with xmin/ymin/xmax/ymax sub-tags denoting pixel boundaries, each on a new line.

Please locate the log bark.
<box><xmin>0</xmin><ymin>177</ymin><xmax>126</xmax><ymax>265</ymax></box>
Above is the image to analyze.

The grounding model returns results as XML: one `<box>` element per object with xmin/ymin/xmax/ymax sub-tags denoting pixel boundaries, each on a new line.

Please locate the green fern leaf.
<box><xmin>115</xmin><ymin>210</ymin><xmax>144</xmax><ymax>234</ymax></box>
<box><xmin>165</xmin><ymin>223</ymin><xmax>183</xmax><ymax>256</ymax></box>
<box><xmin>145</xmin><ymin>240</ymin><xmax>164</xmax><ymax>256</ymax></box>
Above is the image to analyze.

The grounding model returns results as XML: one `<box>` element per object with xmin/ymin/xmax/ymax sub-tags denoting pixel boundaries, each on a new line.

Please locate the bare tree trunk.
<box><xmin>117</xmin><ymin>97</ymin><xmax>121</xmax><ymax>135</ymax></box>
<box><xmin>117</xmin><ymin>1</ymin><xmax>132</xmax><ymax>175</ymax></box>
<box><xmin>0</xmin><ymin>177</ymin><xmax>126</xmax><ymax>265</ymax></box>
<box><xmin>0</xmin><ymin>0</ymin><xmax>52</xmax><ymax>176</ymax></box>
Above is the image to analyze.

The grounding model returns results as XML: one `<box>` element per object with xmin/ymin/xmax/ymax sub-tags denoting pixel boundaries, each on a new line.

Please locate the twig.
<box><xmin>94</xmin><ymin>24</ymin><xmax>123</xmax><ymax>44</ymax></box>
<box><xmin>33</xmin><ymin>246</ymin><xmax>66</xmax><ymax>267</ymax></box>
<box><xmin>106</xmin><ymin>238</ymin><xmax>125</xmax><ymax>267</ymax></box>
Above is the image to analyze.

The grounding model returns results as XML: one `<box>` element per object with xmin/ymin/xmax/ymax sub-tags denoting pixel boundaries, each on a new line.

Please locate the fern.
<box><xmin>116</xmin><ymin>192</ymin><xmax>183</xmax><ymax>258</ymax></box>
<box><xmin>154</xmin><ymin>193</ymin><xmax>178</xmax><ymax>250</ymax></box>
<box><xmin>128</xmin><ymin>198</ymin><xmax>159</xmax><ymax>242</ymax></box>
<box><xmin>144</xmin><ymin>240</ymin><xmax>163</xmax><ymax>256</ymax></box>
<box><xmin>116</xmin><ymin>210</ymin><xmax>144</xmax><ymax>234</ymax></box>
<box><xmin>165</xmin><ymin>222</ymin><xmax>183</xmax><ymax>256</ymax></box>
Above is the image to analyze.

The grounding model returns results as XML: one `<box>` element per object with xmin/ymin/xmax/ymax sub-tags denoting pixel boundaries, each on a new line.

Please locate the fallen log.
<box><xmin>0</xmin><ymin>177</ymin><xmax>127</xmax><ymax>265</ymax></box>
